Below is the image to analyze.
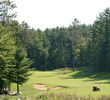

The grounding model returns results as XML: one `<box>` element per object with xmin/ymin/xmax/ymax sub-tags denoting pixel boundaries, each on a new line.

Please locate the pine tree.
<box><xmin>0</xmin><ymin>0</ymin><xmax>16</xmax><ymax>24</ymax></box>
<box><xmin>11</xmin><ymin>46</ymin><xmax>33</xmax><ymax>93</ymax></box>
<box><xmin>72</xmin><ymin>18</ymin><xmax>81</xmax><ymax>71</ymax></box>
<box><xmin>0</xmin><ymin>22</ymin><xmax>15</xmax><ymax>90</ymax></box>
<box><xmin>91</xmin><ymin>8</ymin><xmax>110</xmax><ymax>71</ymax></box>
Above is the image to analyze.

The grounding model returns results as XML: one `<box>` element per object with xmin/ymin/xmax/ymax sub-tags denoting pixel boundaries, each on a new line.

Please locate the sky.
<box><xmin>10</xmin><ymin>0</ymin><xmax>110</xmax><ymax>31</ymax></box>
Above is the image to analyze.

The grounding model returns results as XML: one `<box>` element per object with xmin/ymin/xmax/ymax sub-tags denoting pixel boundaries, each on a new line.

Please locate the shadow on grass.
<box><xmin>94</xmin><ymin>81</ymin><xmax>110</xmax><ymax>84</ymax></box>
<box><xmin>61</xmin><ymin>67</ymin><xmax>110</xmax><ymax>82</ymax></box>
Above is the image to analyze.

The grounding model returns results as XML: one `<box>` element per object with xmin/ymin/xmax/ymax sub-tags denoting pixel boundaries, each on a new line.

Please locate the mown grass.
<box><xmin>1</xmin><ymin>67</ymin><xmax>110</xmax><ymax>99</ymax></box>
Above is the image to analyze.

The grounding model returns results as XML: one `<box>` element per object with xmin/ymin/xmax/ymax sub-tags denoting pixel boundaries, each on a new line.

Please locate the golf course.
<box><xmin>1</xmin><ymin>67</ymin><xmax>110</xmax><ymax>100</ymax></box>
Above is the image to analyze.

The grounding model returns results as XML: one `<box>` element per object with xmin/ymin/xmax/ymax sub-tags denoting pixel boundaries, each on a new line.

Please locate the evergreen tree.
<box><xmin>0</xmin><ymin>0</ymin><xmax>16</xmax><ymax>24</ymax></box>
<box><xmin>91</xmin><ymin>8</ymin><xmax>110</xmax><ymax>71</ymax></box>
<box><xmin>0</xmin><ymin>22</ymin><xmax>15</xmax><ymax>90</ymax></box>
<box><xmin>72</xmin><ymin>18</ymin><xmax>82</xmax><ymax>71</ymax></box>
<box><xmin>11</xmin><ymin>46</ymin><xmax>33</xmax><ymax>93</ymax></box>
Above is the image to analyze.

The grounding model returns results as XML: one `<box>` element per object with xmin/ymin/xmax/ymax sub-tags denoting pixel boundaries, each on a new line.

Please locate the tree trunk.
<box><xmin>17</xmin><ymin>83</ymin><xmax>19</xmax><ymax>93</ymax></box>
<box><xmin>73</xmin><ymin>29</ymin><xmax>76</xmax><ymax>72</ymax></box>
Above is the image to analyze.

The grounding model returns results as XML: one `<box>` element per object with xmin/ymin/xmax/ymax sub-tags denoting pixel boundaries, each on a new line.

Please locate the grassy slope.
<box><xmin>11</xmin><ymin>67</ymin><xmax>110</xmax><ymax>98</ymax></box>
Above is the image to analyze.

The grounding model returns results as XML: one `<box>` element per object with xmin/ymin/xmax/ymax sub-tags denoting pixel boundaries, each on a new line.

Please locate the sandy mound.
<box><xmin>33</xmin><ymin>84</ymin><xmax>63</xmax><ymax>90</ymax></box>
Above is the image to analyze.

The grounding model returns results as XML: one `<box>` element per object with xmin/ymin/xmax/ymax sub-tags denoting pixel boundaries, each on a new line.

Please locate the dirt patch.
<box><xmin>33</xmin><ymin>84</ymin><xmax>63</xmax><ymax>90</ymax></box>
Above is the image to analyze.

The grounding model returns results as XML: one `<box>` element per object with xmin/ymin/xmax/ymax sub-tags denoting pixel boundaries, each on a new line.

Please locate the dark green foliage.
<box><xmin>11</xmin><ymin>46</ymin><xmax>33</xmax><ymax>93</ymax></box>
<box><xmin>91</xmin><ymin>8</ymin><xmax>110</xmax><ymax>71</ymax></box>
<box><xmin>0</xmin><ymin>0</ymin><xmax>33</xmax><ymax>93</ymax></box>
<box><xmin>0</xmin><ymin>22</ymin><xmax>15</xmax><ymax>90</ymax></box>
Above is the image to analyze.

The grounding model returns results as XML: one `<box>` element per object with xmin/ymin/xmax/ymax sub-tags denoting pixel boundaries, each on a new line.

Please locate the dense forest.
<box><xmin>1</xmin><ymin>1</ymin><xmax>110</xmax><ymax>90</ymax></box>
<box><xmin>19</xmin><ymin>8</ymin><xmax>110</xmax><ymax>72</ymax></box>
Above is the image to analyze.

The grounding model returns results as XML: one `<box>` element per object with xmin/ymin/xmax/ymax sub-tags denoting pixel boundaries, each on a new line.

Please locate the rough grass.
<box><xmin>2</xmin><ymin>92</ymin><xmax>110</xmax><ymax>100</ymax></box>
<box><xmin>2</xmin><ymin>67</ymin><xmax>110</xmax><ymax>99</ymax></box>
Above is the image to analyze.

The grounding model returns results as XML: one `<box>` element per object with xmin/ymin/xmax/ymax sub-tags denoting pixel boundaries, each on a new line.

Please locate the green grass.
<box><xmin>9</xmin><ymin>67</ymin><xmax>110</xmax><ymax>99</ymax></box>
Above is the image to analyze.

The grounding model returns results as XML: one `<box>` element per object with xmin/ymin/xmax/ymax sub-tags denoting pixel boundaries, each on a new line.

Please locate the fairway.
<box><xmin>11</xmin><ymin>67</ymin><xmax>110</xmax><ymax>98</ymax></box>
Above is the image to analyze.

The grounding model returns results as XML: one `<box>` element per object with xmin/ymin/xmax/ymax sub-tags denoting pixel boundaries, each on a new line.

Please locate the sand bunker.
<box><xmin>33</xmin><ymin>84</ymin><xmax>63</xmax><ymax>90</ymax></box>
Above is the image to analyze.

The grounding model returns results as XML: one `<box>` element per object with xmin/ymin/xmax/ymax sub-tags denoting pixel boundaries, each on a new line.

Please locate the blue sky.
<box><xmin>11</xmin><ymin>0</ymin><xmax>110</xmax><ymax>31</ymax></box>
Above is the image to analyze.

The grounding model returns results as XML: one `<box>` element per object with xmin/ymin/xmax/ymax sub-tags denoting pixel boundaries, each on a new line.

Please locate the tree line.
<box><xmin>26</xmin><ymin>8</ymin><xmax>110</xmax><ymax>72</ymax></box>
<box><xmin>0</xmin><ymin>0</ymin><xmax>110</xmax><ymax>93</ymax></box>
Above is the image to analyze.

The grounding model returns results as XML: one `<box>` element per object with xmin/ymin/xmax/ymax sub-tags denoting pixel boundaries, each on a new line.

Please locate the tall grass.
<box><xmin>1</xmin><ymin>92</ymin><xmax>110</xmax><ymax>100</ymax></box>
